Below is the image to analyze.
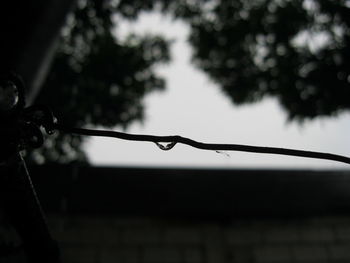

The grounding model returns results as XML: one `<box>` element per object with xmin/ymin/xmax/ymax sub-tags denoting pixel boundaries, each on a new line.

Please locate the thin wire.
<box><xmin>53</xmin><ymin>123</ymin><xmax>350</xmax><ymax>165</ymax></box>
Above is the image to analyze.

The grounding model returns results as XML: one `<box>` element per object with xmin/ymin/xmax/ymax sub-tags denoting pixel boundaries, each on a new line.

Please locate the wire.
<box><xmin>53</xmin><ymin>123</ymin><xmax>350</xmax><ymax>165</ymax></box>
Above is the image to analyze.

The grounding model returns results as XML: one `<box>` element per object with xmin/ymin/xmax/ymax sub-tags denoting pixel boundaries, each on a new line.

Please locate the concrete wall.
<box><xmin>49</xmin><ymin>214</ymin><xmax>350</xmax><ymax>263</ymax></box>
<box><xmin>2</xmin><ymin>166</ymin><xmax>350</xmax><ymax>262</ymax></box>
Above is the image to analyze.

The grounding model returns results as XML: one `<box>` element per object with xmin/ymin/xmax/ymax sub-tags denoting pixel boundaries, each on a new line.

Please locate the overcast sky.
<box><xmin>85</xmin><ymin>12</ymin><xmax>350</xmax><ymax>169</ymax></box>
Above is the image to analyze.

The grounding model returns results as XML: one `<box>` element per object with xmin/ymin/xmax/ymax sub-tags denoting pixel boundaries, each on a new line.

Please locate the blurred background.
<box><xmin>1</xmin><ymin>0</ymin><xmax>350</xmax><ymax>262</ymax></box>
<box><xmin>2</xmin><ymin>0</ymin><xmax>349</xmax><ymax>169</ymax></box>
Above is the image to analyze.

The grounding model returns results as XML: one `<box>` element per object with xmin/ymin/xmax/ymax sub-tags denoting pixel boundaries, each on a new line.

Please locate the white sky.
<box><xmin>85</xmin><ymin>12</ymin><xmax>350</xmax><ymax>169</ymax></box>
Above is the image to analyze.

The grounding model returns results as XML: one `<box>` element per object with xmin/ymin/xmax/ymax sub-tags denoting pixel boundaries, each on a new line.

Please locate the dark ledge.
<box><xmin>18</xmin><ymin>165</ymin><xmax>350</xmax><ymax>219</ymax></box>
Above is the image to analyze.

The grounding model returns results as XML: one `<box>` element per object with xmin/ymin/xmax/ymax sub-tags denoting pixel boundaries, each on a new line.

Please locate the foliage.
<box><xmin>179</xmin><ymin>0</ymin><xmax>350</xmax><ymax>120</ymax></box>
<box><xmin>28</xmin><ymin>0</ymin><xmax>169</xmax><ymax>163</ymax></box>
<box><xmin>28</xmin><ymin>0</ymin><xmax>350</xmax><ymax>163</ymax></box>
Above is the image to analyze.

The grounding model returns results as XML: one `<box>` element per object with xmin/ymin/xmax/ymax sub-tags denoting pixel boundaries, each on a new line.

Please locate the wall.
<box><xmin>49</xmin><ymin>214</ymin><xmax>350</xmax><ymax>263</ymax></box>
<box><xmin>2</xmin><ymin>166</ymin><xmax>350</xmax><ymax>262</ymax></box>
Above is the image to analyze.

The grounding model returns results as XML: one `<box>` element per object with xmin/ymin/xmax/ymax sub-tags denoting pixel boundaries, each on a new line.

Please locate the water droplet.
<box><xmin>155</xmin><ymin>142</ymin><xmax>177</xmax><ymax>151</ymax></box>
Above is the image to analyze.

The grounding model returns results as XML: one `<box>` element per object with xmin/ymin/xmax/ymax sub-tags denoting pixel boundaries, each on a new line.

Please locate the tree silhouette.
<box><xmin>29</xmin><ymin>0</ymin><xmax>169</xmax><ymax>163</ymax></box>
<box><xmin>28</xmin><ymin>0</ymin><xmax>350</xmax><ymax>163</ymax></box>
<box><xmin>181</xmin><ymin>0</ymin><xmax>350</xmax><ymax>120</ymax></box>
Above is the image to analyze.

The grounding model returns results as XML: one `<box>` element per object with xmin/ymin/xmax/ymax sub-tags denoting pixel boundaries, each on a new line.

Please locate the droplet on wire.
<box><xmin>155</xmin><ymin>142</ymin><xmax>177</xmax><ymax>151</ymax></box>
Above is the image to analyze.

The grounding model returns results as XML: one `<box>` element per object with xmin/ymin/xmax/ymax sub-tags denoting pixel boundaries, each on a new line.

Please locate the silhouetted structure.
<box><xmin>0</xmin><ymin>0</ymin><xmax>75</xmax><ymax>103</ymax></box>
<box><xmin>29</xmin><ymin>166</ymin><xmax>350</xmax><ymax>262</ymax></box>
